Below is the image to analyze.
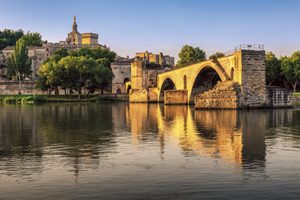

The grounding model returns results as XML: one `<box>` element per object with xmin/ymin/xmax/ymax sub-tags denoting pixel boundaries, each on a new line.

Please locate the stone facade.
<box><xmin>66</xmin><ymin>16</ymin><xmax>99</xmax><ymax>47</ymax></box>
<box><xmin>129</xmin><ymin>89</ymin><xmax>148</xmax><ymax>103</ymax></box>
<box><xmin>148</xmin><ymin>87</ymin><xmax>159</xmax><ymax>102</ymax></box>
<box><xmin>82</xmin><ymin>33</ymin><xmax>98</xmax><ymax>47</ymax></box>
<box><xmin>1</xmin><ymin>46</ymin><xmax>50</xmax><ymax>80</ymax></box>
<box><xmin>194</xmin><ymin>83</ymin><xmax>293</xmax><ymax>109</ymax></box>
<box><xmin>67</xmin><ymin>16</ymin><xmax>82</xmax><ymax>46</ymax></box>
<box><xmin>164</xmin><ymin>90</ymin><xmax>188</xmax><ymax>105</ymax></box>
<box><xmin>240</xmin><ymin>50</ymin><xmax>267</xmax><ymax>107</ymax></box>
<box><xmin>131</xmin><ymin>61</ymin><xmax>166</xmax><ymax>90</ymax></box>
<box><xmin>111</xmin><ymin>57</ymin><xmax>132</xmax><ymax>94</ymax></box>
<box><xmin>135</xmin><ymin>51</ymin><xmax>175</xmax><ymax>67</ymax></box>
<box><xmin>0</xmin><ymin>81</ymin><xmax>44</xmax><ymax>95</ymax></box>
<box><xmin>194</xmin><ymin>81</ymin><xmax>241</xmax><ymax>109</ymax></box>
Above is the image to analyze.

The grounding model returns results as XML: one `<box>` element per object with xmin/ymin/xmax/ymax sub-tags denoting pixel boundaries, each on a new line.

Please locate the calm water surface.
<box><xmin>0</xmin><ymin>103</ymin><xmax>300</xmax><ymax>200</ymax></box>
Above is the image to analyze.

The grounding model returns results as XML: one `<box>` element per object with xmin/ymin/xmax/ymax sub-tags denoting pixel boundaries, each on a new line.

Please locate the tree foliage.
<box><xmin>37</xmin><ymin>47</ymin><xmax>116</xmax><ymax>95</ymax></box>
<box><xmin>7</xmin><ymin>38</ymin><xmax>32</xmax><ymax>94</ymax></box>
<box><xmin>209</xmin><ymin>52</ymin><xmax>225</xmax><ymax>60</ymax></box>
<box><xmin>22</xmin><ymin>32</ymin><xmax>43</xmax><ymax>46</ymax></box>
<box><xmin>0</xmin><ymin>29</ymin><xmax>44</xmax><ymax>50</ymax></box>
<box><xmin>177</xmin><ymin>45</ymin><xmax>206</xmax><ymax>67</ymax></box>
<box><xmin>0</xmin><ymin>29</ymin><xmax>24</xmax><ymax>50</ymax></box>
<box><xmin>280</xmin><ymin>51</ymin><xmax>300</xmax><ymax>92</ymax></box>
<box><xmin>265</xmin><ymin>52</ymin><xmax>282</xmax><ymax>86</ymax></box>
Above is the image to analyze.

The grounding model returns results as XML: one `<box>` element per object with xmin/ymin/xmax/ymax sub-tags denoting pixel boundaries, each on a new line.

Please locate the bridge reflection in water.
<box><xmin>127</xmin><ymin>104</ymin><xmax>266</xmax><ymax>169</ymax></box>
<box><xmin>0</xmin><ymin>103</ymin><xmax>296</xmax><ymax>181</ymax></box>
<box><xmin>1</xmin><ymin>103</ymin><xmax>300</xmax><ymax>199</ymax></box>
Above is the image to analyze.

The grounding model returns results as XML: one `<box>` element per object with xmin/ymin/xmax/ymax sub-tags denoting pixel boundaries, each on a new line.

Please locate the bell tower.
<box><xmin>72</xmin><ymin>16</ymin><xmax>78</xmax><ymax>32</ymax></box>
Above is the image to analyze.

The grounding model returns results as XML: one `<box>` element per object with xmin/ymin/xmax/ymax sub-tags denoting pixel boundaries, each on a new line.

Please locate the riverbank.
<box><xmin>0</xmin><ymin>94</ymin><xmax>129</xmax><ymax>104</ymax></box>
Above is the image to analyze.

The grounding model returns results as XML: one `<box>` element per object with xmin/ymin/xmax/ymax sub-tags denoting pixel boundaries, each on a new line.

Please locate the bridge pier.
<box><xmin>164</xmin><ymin>90</ymin><xmax>188</xmax><ymax>105</ymax></box>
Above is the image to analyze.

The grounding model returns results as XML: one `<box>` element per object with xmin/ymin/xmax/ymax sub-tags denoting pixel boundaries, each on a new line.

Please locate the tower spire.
<box><xmin>72</xmin><ymin>16</ymin><xmax>78</xmax><ymax>32</ymax></box>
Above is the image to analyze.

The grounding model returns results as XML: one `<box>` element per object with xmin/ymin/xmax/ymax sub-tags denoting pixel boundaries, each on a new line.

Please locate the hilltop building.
<box><xmin>0</xmin><ymin>16</ymin><xmax>108</xmax><ymax>81</ymax></box>
<box><xmin>66</xmin><ymin>16</ymin><xmax>99</xmax><ymax>47</ymax></box>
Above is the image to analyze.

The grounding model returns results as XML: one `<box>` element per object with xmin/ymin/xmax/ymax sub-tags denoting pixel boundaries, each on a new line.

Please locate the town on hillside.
<box><xmin>0</xmin><ymin>16</ymin><xmax>175</xmax><ymax>96</ymax></box>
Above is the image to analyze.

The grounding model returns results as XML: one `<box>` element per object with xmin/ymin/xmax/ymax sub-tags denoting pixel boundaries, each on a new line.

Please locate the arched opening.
<box><xmin>230</xmin><ymin>68</ymin><xmax>234</xmax><ymax>80</ymax></box>
<box><xmin>190</xmin><ymin>67</ymin><xmax>221</xmax><ymax>104</ymax></box>
<box><xmin>184</xmin><ymin>75</ymin><xmax>187</xmax><ymax>89</ymax></box>
<box><xmin>159</xmin><ymin>78</ymin><xmax>176</xmax><ymax>102</ymax></box>
<box><xmin>127</xmin><ymin>85</ymin><xmax>131</xmax><ymax>94</ymax></box>
<box><xmin>116</xmin><ymin>88</ymin><xmax>121</xmax><ymax>94</ymax></box>
<box><xmin>124</xmin><ymin>78</ymin><xmax>130</xmax><ymax>84</ymax></box>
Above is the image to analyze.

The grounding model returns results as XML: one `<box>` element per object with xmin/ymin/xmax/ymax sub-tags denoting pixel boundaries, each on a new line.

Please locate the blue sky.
<box><xmin>0</xmin><ymin>0</ymin><xmax>299</xmax><ymax>60</ymax></box>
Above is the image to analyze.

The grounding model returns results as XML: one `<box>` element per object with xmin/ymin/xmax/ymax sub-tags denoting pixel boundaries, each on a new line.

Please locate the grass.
<box><xmin>0</xmin><ymin>94</ymin><xmax>128</xmax><ymax>104</ymax></box>
<box><xmin>293</xmin><ymin>93</ymin><xmax>300</xmax><ymax>97</ymax></box>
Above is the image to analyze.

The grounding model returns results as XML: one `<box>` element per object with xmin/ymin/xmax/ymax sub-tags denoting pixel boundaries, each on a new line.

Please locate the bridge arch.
<box><xmin>159</xmin><ymin>77</ymin><xmax>177</xmax><ymax>102</ymax></box>
<box><xmin>188</xmin><ymin>65</ymin><xmax>224</xmax><ymax>104</ymax></box>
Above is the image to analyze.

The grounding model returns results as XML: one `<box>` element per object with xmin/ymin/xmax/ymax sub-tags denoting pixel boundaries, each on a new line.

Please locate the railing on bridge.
<box><xmin>224</xmin><ymin>44</ymin><xmax>264</xmax><ymax>56</ymax></box>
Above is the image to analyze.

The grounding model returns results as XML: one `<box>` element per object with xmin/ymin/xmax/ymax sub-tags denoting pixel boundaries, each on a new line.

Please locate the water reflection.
<box><xmin>0</xmin><ymin>103</ymin><xmax>300</xmax><ymax>196</ymax></box>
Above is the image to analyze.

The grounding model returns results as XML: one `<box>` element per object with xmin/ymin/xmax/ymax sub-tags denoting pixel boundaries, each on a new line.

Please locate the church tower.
<box><xmin>67</xmin><ymin>16</ymin><xmax>82</xmax><ymax>46</ymax></box>
<box><xmin>72</xmin><ymin>16</ymin><xmax>78</xmax><ymax>32</ymax></box>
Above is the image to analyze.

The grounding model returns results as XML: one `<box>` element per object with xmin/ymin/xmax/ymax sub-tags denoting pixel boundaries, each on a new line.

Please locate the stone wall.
<box><xmin>164</xmin><ymin>90</ymin><xmax>188</xmax><ymax>105</ymax></box>
<box><xmin>240</xmin><ymin>50</ymin><xmax>267</xmax><ymax>107</ymax></box>
<box><xmin>0</xmin><ymin>82</ymin><xmax>113</xmax><ymax>95</ymax></box>
<box><xmin>129</xmin><ymin>89</ymin><xmax>148</xmax><ymax>103</ymax></box>
<box><xmin>0</xmin><ymin>82</ymin><xmax>45</xmax><ymax>95</ymax></box>
<box><xmin>194</xmin><ymin>81</ymin><xmax>241</xmax><ymax>109</ymax></box>
<box><xmin>267</xmin><ymin>87</ymin><xmax>293</xmax><ymax>107</ymax></box>
<box><xmin>2</xmin><ymin>47</ymin><xmax>50</xmax><ymax>80</ymax></box>
<box><xmin>148</xmin><ymin>87</ymin><xmax>159</xmax><ymax>103</ymax></box>
<box><xmin>111</xmin><ymin>63</ymin><xmax>131</xmax><ymax>94</ymax></box>
<box><xmin>131</xmin><ymin>61</ymin><xmax>143</xmax><ymax>90</ymax></box>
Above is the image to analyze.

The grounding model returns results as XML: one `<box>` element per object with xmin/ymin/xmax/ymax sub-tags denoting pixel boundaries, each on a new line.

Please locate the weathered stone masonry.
<box><xmin>129</xmin><ymin>47</ymin><xmax>293</xmax><ymax>108</ymax></box>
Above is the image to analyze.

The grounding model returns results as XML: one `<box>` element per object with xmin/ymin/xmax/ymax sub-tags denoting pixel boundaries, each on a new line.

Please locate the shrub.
<box><xmin>3</xmin><ymin>96</ymin><xmax>17</xmax><ymax>104</ymax></box>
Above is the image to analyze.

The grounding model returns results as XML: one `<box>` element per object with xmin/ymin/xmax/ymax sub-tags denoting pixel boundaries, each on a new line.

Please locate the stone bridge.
<box><xmin>130</xmin><ymin>46</ymin><xmax>291</xmax><ymax>108</ymax></box>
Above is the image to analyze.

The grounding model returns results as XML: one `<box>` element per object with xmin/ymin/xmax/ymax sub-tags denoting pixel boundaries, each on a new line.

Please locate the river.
<box><xmin>0</xmin><ymin>103</ymin><xmax>300</xmax><ymax>200</ymax></box>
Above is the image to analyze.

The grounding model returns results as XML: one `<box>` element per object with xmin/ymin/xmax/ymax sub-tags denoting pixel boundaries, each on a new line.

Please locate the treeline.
<box><xmin>37</xmin><ymin>48</ymin><xmax>116</xmax><ymax>95</ymax></box>
<box><xmin>0</xmin><ymin>29</ymin><xmax>44</xmax><ymax>50</ymax></box>
<box><xmin>266</xmin><ymin>51</ymin><xmax>300</xmax><ymax>92</ymax></box>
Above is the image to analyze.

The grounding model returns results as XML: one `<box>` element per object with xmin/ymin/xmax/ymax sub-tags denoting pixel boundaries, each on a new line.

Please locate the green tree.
<box><xmin>22</xmin><ymin>32</ymin><xmax>43</xmax><ymax>46</ymax></box>
<box><xmin>7</xmin><ymin>38</ymin><xmax>32</xmax><ymax>94</ymax></box>
<box><xmin>69</xmin><ymin>47</ymin><xmax>116</xmax><ymax>63</ymax></box>
<box><xmin>265</xmin><ymin>52</ymin><xmax>281</xmax><ymax>86</ymax></box>
<box><xmin>37</xmin><ymin>56</ymin><xmax>114</xmax><ymax>95</ymax></box>
<box><xmin>0</xmin><ymin>29</ymin><xmax>24</xmax><ymax>50</ymax></box>
<box><xmin>177</xmin><ymin>45</ymin><xmax>206</xmax><ymax>67</ymax></box>
<box><xmin>281</xmin><ymin>51</ymin><xmax>300</xmax><ymax>92</ymax></box>
<box><xmin>209</xmin><ymin>52</ymin><xmax>225</xmax><ymax>60</ymax></box>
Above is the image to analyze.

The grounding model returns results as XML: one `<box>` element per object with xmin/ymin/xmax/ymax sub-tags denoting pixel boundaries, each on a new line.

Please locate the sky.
<box><xmin>0</xmin><ymin>0</ymin><xmax>299</xmax><ymax>60</ymax></box>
